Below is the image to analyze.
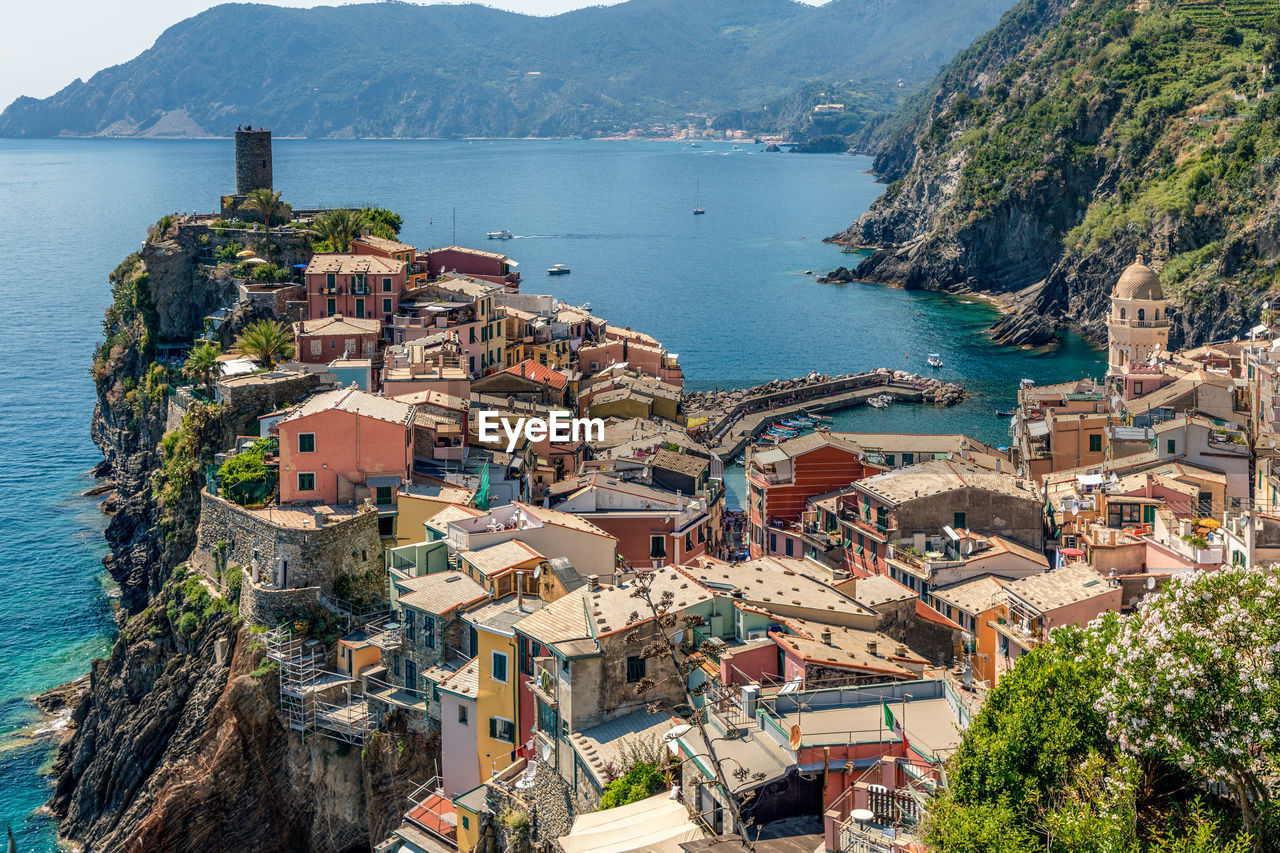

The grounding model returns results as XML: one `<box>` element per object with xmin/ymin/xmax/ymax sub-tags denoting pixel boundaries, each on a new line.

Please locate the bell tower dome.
<box><xmin>1107</xmin><ymin>254</ymin><xmax>1168</xmax><ymax>378</ymax></box>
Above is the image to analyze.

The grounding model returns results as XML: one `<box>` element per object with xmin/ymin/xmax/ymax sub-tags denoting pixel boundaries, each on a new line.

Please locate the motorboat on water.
<box><xmin>926</xmin><ymin>353</ymin><xmax>944</xmax><ymax>369</ymax></box>
<box><xmin>1020</xmin><ymin>378</ymin><xmax>1035</xmax><ymax>389</ymax></box>
<box><xmin>486</xmin><ymin>230</ymin><xmax>513</xmax><ymax>240</ymax></box>
<box><xmin>996</xmin><ymin>409</ymin><xmax>1016</xmax><ymax>418</ymax></box>
<box><xmin>547</xmin><ymin>264</ymin><xmax>571</xmax><ymax>275</ymax></box>
<box><xmin>868</xmin><ymin>394</ymin><xmax>891</xmax><ymax>409</ymax></box>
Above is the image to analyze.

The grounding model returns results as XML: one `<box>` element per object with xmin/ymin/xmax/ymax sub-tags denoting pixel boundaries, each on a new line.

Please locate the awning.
<box><xmin>1027</xmin><ymin>420</ymin><xmax>1050</xmax><ymax>437</ymax></box>
<box><xmin>1077</xmin><ymin>473</ymin><xmax>1105</xmax><ymax>487</ymax></box>
<box><xmin>506</xmin><ymin>259</ymin><xmax>519</xmax><ymax>267</ymax></box>
<box><xmin>366</xmin><ymin>475</ymin><xmax>403</xmax><ymax>488</ymax></box>
<box><xmin>558</xmin><ymin>793</ymin><xmax>704</xmax><ymax>853</ymax></box>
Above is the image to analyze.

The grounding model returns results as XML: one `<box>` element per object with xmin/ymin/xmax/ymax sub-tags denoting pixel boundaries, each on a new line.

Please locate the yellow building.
<box><xmin>464</xmin><ymin>595</ymin><xmax>546</xmax><ymax>781</ymax></box>
<box><xmin>394</xmin><ymin>481</ymin><xmax>476</xmax><ymax>548</ymax></box>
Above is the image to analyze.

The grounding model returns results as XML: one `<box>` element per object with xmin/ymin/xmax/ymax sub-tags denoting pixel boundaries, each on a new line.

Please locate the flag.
<box><xmin>883</xmin><ymin>701</ymin><xmax>906</xmax><ymax>747</ymax></box>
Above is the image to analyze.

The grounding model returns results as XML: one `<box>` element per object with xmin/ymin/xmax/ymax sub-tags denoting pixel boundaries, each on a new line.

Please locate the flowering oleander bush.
<box><xmin>1098</xmin><ymin>565</ymin><xmax>1280</xmax><ymax>834</ymax></box>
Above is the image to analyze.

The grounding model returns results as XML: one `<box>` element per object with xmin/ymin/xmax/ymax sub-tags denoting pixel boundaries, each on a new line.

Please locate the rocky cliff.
<box><xmin>60</xmin><ymin>222</ymin><xmax>433</xmax><ymax>851</ymax></box>
<box><xmin>832</xmin><ymin>0</ymin><xmax>1280</xmax><ymax>348</ymax></box>
<box><xmin>50</xmin><ymin>573</ymin><xmax>436</xmax><ymax>852</ymax></box>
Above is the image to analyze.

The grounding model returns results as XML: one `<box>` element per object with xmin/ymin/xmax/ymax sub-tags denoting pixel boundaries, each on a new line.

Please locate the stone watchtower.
<box><xmin>235</xmin><ymin>128</ymin><xmax>273</xmax><ymax>194</ymax></box>
<box><xmin>1106</xmin><ymin>254</ymin><xmax>1169</xmax><ymax>377</ymax></box>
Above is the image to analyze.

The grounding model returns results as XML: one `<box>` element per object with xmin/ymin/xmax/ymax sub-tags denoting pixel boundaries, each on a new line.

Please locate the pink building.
<box><xmin>292</xmin><ymin>315</ymin><xmax>381</xmax><ymax>364</ymax></box>
<box><xmin>422</xmin><ymin>246</ymin><xmax>520</xmax><ymax>290</ymax></box>
<box><xmin>275</xmin><ymin>388</ymin><xmax>415</xmax><ymax>512</ymax></box>
<box><xmin>305</xmin><ymin>254</ymin><xmax>408</xmax><ymax>333</ymax></box>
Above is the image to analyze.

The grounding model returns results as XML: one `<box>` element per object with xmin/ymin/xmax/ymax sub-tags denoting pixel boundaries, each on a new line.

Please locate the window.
<box><xmin>1166</xmin><ymin>438</ymin><xmax>1176</xmax><ymax>454</ymax></box>
<box><xmin>489</xmin><ymin>717</ymin><xmax>516</xmax><ymax>743</ymax></box>
<box><xmin>1088</xmin><ymin>433</ymin><xmax>1102</xmax><ymax>452</ymax></box>
<box><xmin>1134</xmin><ymin>381</ymin><xmax>1143</xmax><ymax>395</ymax></box>
<box><xmin>902</xmin><ymin>453</ymin><xmax>914</xmax><ymax>465</ymax></box>
<box><xmin>685</xmin><ymin>532</ymin><xmax>693</xmax><ymax>553</ymax></box>
<box><xmin>380</xmin><ymin>297</ymin><xmax>392</xmax><ymax>315</ymax></box>
<box><xmin>383</xmin><ymin>277</ymin><xmax>392</xmax><ymax>292</ymax></box>
<box><xmin>953</xmin><ymin>511</ymin><xmax>966</xmax><ymax>530</ymax></box>
<box><xmin>355</xmin><ymin>298</ymin><xmax>364</xmax><ymax>319</ymax></box>
<box><xmin>461</xmin><ymin>816</ymin><xmax>470</xmax><ymax>831</ymax></box>
<box><xmin>424</xmin><ymin>616</ymin><xmax>435</xmax><ymax>649</ymax></box>
<box><xmin>650</xmin><ymin>536</ymin><xmax>667</xmax><ymax>559</ymax></box>
<box><xmin>310</xmin><ymin>340</ymin><xmax>322</xmax><ymax>356</ymax></box>
<box><xmin>375</xmin><ymin>486</ymin><xmax>393</xmax><ymax>505</ymax></box>
<box><xmin>491</xmin><ymin>651</ymin><xmax>509</xmax><ymax>683</ymax></box>
<box><xmin>458</xmin><ymin>704</ymin><xmax>469</xmax><ymax>725</ymax></box>
<box><xmin>768</xmin><ymin>533</ymin><xmax>776</xmax><ymax>553</ymax></box>
<box><xmin>1137</xmin><ymin>308</ymin><xmax>1146</xmax><ymax>322</ymax></box>
<box><xmin>538</xmin><ymin>699</ymin><xmax>557</xmax><ymax>734</ymax></box>
<box><xmin>326</xmin><ymin>273</ymin><xmax>336</xmax><ymax>289</ymax></box>
<box><xmin>784</xmin><ymin>538</ymin><xmax>794</xmax><ymax>557</ymax></box>
<box><xmin>405</xmin><ymin>610</ymin><xmax>416</xmax><ymax>641</ymax></box>
<box><xmin>326</xmin><ymin>298</ymin><xmax>336</xmax><ymax>316</ymax></box>
<box><xmin>469</xmin><ymin>327</ymin><xmax>477</xmax><ymax>343</ymax></box>
<box><xmin>885</xmin><ymin>454</ymin><xmax>895</xmax><ymax>466</ymax></box>
<box><xmin>405</xmin><ymin>659</ymin><xmax>417</xmax><ymax>689</ymax></box>
<box><xmin>298</xmin><ymin>433</ymin><xmax>315</xmax><ymax>453</ymax></box>
<box><xmin>297</xmin><ymin>472</ymin><xmax>316</xmax><ymax>492</ymax></box>
<box><xmin>626</xmin><ymin>655</ymin><xmax>646</xmax><ymax>683</ymax></box>
<box><xmin>393</xmin><ymin>655</ymin><xmax>401</xmax><ymax>677</ymax></box>
<box><xmin>1107</xmin><ymin>504</ymin><xmax>1142</xmax><ymax>527</ymax></box>
<box><xmin>876</xmin><ymin>506</ymin><xmax>888</xmax><ymax>530</ymax></box>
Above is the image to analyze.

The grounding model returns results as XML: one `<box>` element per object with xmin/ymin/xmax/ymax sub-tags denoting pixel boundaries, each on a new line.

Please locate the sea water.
<box><xmin>0</xmin><ymin>138</ymin><xmax>1103</xmax><ymax>848</ymax></box>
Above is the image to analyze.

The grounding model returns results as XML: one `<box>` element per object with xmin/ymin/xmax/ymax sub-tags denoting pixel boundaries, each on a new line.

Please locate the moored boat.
<box><xmin>926</xmin><ymin>353</ymin><xmax>943</xmax><ymax>368</ymax></box>
<box><xmin>548</xmin><ymin>264</ymin><xmax>571</xmax><ymax>275</ymax></box>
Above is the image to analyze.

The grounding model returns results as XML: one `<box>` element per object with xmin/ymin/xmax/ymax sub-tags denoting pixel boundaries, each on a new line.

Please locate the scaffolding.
<box><xmin>265</xmin><ymin>624</ymin><xmax>375</xmax><ymax>744</ymax></box>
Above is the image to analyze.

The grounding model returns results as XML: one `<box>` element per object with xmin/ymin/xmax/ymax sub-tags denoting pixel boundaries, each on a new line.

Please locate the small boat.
<box><xmin>868</xmin><ymin>395</ymin><xmax>891</xmax><ymax>409</ymax></box>
<box><xmin>694</xmin><ymin>179</ymin><xmax>706</xmax><ymax>215</ymax></box>
<box><xmin>840</xmin><ymin>246</ymin><xmax>860</xmax><ymax>254</ymax></box>
<box><xmin>926</xmin><ymin>353</ymin><xmax>944</xmax><ymax>369</ymax></box>
<box><xmin>1020</xmin><ymin>378</ymin><xmax>1035</xmax><ymax>389</ymax></box>
<box><xmin>996</xmin><ymin>409</ymin><xmax>1016</xmax><ymax>418</ymax></box>
<box><xmin>547</xmin><ymin>264</ymin><xmax>571</xmax><ymax>276</ymax></box>
<box><xmin>486</xmin><ymin>230</ymin><xmax>513</xmax><ymax>240</ymax></box>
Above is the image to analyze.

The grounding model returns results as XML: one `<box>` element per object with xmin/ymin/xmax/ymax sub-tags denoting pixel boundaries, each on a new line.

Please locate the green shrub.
<box><xmin>598</xmin><ymin>760</ymin><xmax>666</xmax><ymax>809</ymax></box>
<box><xmin>215</xmin><ymin>241</ymin><xmax>244</xmax><ymax>263</ymax></box>
<box><xmin>225</xmin><ymin>564</ymin><xmax>243</xmax><ymax>604</ymax></box>
<box><xmin>178</xmin><ymin>611</ymin><xmax>199</xmax><ymax>637</ymax></box>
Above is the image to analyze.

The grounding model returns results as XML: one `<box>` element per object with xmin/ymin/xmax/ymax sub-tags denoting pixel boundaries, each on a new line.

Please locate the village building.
<box><xmin>292</xmin><ymin>314</ymin><xmax>381</xmax><ymax>364</ymax></box>
<box><xmin>304</xmin><ymin>253</ymin><xmax>408</xmax><ymax>332</ymax></box>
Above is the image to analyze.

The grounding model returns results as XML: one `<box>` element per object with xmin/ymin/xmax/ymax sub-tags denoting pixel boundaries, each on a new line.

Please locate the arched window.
<box><xmin>1137</xmin><ymin>308</ymin><xmax>1146</xmax><ymax>323</ymax></box>
<box><xmin>1119</xmin><ymin>307</ymin><xmax>1127</xmax><ymax>320</ymax></box>
<box><xmin>1154</xmin><ymin>309</ymin><xmax>1159</xmax><ymax>320</ymax></box>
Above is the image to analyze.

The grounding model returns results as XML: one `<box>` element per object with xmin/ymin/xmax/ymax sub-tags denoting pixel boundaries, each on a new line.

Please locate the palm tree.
<box><xmin>241</xmin><ymin>188</ymin><xmax>287</xmax><ymax>243</ymax></box>
<box><xmin>311</xmin><ymin>208</ymin><xmax>368</xmax><ymax>253</ymax></box>
<box><xmin>183</xmin><ymin>340</ymin><xmax>223</xmax><ymax>389</ymax></box>
<box><xmin>234</xmin><ymin>320</ymin><xmax>294</xmax><ymax>369</ymax></box>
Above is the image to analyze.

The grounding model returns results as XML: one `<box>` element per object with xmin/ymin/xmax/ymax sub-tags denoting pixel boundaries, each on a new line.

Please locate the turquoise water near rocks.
<box><xmin>0</xmin><ymin>138</ymin><xmax>1103</xmax><ymax>848</ymax></box>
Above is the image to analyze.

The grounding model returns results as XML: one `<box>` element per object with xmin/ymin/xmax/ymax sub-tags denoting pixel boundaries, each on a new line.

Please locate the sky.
<box><xmin>3</xmin><ymin>0</ymin><xmax>729</xmax><ymax>111</ymax></box>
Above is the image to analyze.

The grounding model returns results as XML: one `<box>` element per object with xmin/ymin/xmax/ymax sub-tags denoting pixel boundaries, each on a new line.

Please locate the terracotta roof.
<box><xmin>856</xmin><ymin>459</ymin><xmax>1039</xmax><ymax>505</ymax></box>
<box><xmin>305</xmin><ymin>253</ymin><xmax>405</xmax><ymax>276</ymax></box>
<box><xmin>437</xmin><ymin>657</ymin><xmax>480</xmax><ymax>699</ymax></box>
<box><xmin>464</xmin><ymin>594</ymin><xmax>546</xmax><ymax>635</ymax></box>
<box><xmin>513</xmin><ymin>502</ymin><xmax>617</xmax><ymax>539</ymax></box>
<box><xmin>460</xmin><ymin>540</ymin><xmax>544</xmax><ymax>577</ymax></box>
<box><xmin>283</xmin><ymin>387</ymin><xmax>415</xmax><ymax>426</ymax></box>
<box><xmin>400</xmin><ymin>479</ymin><xmax>475</xmax><ymax>506</ymax></box>
<box><xmin>433</xmin><ymin>245</ymin><xmax>510</xmax><ymax>261</ymax></box>
<box><xmin>294</xmin><ymin>315</ymin><xmax>382</xmax><ymax>337</ymax></box>
<box><xmin>770</xmin><ymin>615</ymin><xmax>927</xmax><ymax>676</ymax></box>
<box><xmin>680</xmin><ymin>557</ymin><xmax>875</xmax><ymax>619</ymax></box>
<box><xmin>839</xmin><ymin>574</ymin><xmax>916</xmax><ymax>608</ymax></box>
<box><xmin>497</xmin><ymin>359</ymin><xmax>569</xmax><ymax>390</ymax></box>
<box><xmin>396</xmin><ymin>571</ymin><xmax>488</xmax><ymax>616</ymax></box>
<box><xmin>1005</xmin><ymin>563</ymin><xmax>1116</xmax><ymax>613</ymax></box>
<box><xmin>352</xmin><ymin>234</ymin><xmax>416</xmax><ymax>254</ymax></box>
<box><xmin>930</xmin><ymin>575</ymin><xmax>1006</xmax><ymax>616</ymax></box>
<box><xmin>651</xmin><ymin>449</ymin><xmax>709</xmax><ymax>478</ymax></box>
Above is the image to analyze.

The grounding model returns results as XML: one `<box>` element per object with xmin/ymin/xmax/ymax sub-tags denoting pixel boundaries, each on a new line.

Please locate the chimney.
<box><xmin>587</xmin><ymin>574</ymin><xmax>601</xmax><ymax>591</ymax></box>
<box><xmin>820</xmin><ymin>629</ymin><xmax>832</xmax><ymax>646</ymax></box>
<box><xmin>866</xmin><ymin>640</ymin><xmax>878</xmax><ymax>656</ymax></box>
<box><xmin>995</xmin><ymin>457</ymin><xmax>1003</xmax><ymax>474</ymax></box>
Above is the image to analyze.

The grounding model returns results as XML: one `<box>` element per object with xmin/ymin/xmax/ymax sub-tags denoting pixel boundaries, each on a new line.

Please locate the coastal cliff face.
<box><xmin>63</xmin><ymin>224</ymin><xmax>434</xmax><ymax>851</ymax></box>
<box><xmin>50</xmin><ymin>575</ymin><xmax>436</xmax><ymax>852</ymax></box>
<box><xmin>834</xmin><ymin>0</ymin><xmax>1280</xmax><ymax>348</ymax></box>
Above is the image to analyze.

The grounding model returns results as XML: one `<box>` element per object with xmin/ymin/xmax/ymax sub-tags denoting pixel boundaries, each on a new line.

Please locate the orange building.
<box><xmin>275</xmin><ymin>388</ymin><xmax>415</xmax><ymax>514</ymax></box>
<box><xmin>745</xmin><ymin>432</ymin><xmax>874</xmax><ymax>559</ymax></box>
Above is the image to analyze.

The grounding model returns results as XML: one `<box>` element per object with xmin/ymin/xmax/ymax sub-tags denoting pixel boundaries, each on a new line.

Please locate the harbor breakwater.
<box><xmin>687</xmin><ymin>369</ymin><xmax>967</xmax><ymax>459</ymax></box>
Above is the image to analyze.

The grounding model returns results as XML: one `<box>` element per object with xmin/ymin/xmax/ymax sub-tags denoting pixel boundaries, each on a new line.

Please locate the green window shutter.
<box><xmin>489</xmin><ymin>718</ymin><xmax>498</xmax><ymax>739</ymax></box>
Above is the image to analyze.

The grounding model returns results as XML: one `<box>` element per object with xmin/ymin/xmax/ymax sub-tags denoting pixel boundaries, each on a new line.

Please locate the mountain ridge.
<box><xmin>0</xmin><ymin>0</ymin><xmax>1016</xmax><ymax>139</ymax></box>
<box><xmin>833</xmin><ymin>0</ymin><xmax>1280</xmax><ymax>350</ymax></box>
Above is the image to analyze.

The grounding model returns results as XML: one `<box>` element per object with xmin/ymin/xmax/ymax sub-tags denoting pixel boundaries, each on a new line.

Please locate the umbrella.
<box><xmin>245</xmin><ymin>257</ymin><xmax>269</xmax><ymax>265</ymax></box>
<box><xmin>1059</xmin><ymin>547</ymin><xmax>1085</xmax><ymax>557</ymax></box>
<box><xmin>235</xmin><ymin>249</ymin><xmax>256</xmax><ymax>258</ymax></box>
